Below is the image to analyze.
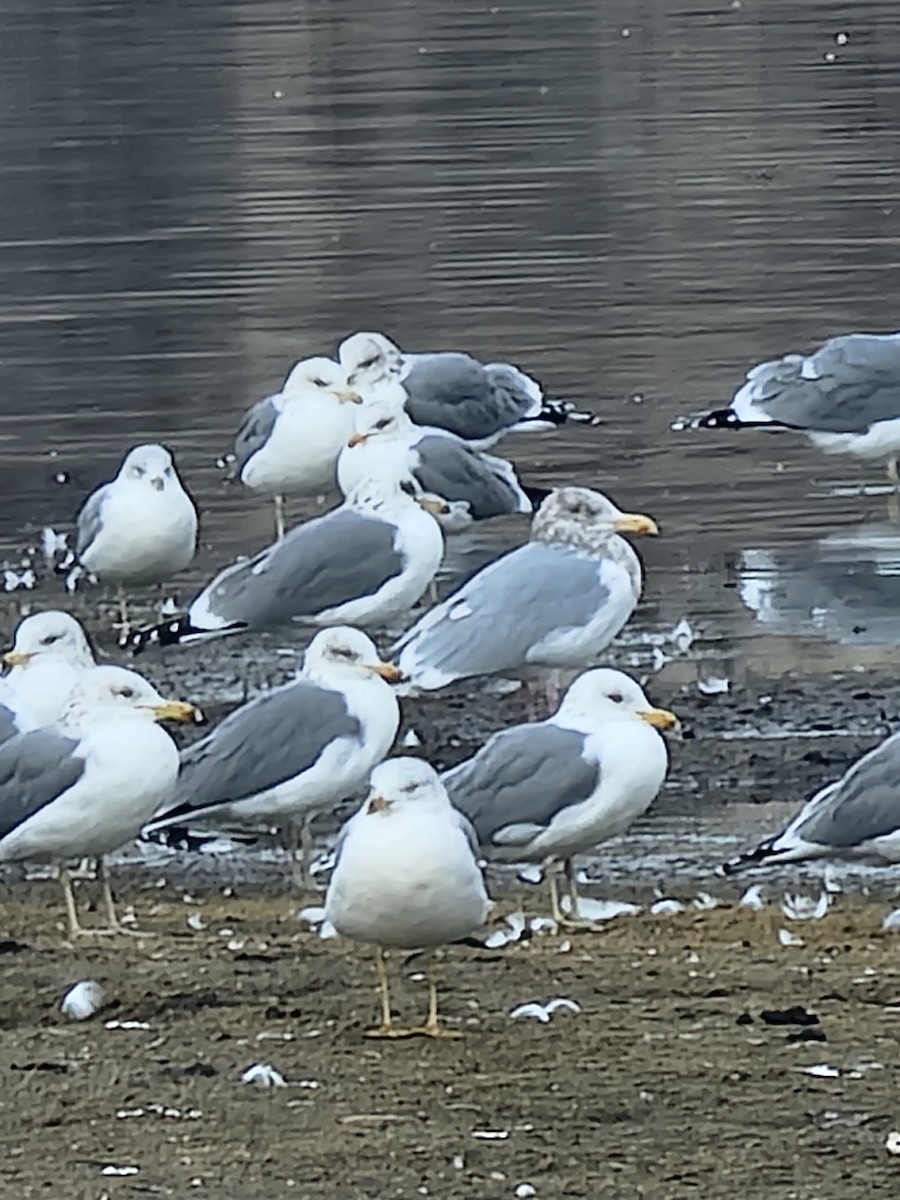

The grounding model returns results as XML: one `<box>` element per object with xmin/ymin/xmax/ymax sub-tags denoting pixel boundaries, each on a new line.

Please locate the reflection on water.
<box><xmin>2</xmin><ymin>0</ymin><xmax>900</xmax><ymax>683</ymax></box>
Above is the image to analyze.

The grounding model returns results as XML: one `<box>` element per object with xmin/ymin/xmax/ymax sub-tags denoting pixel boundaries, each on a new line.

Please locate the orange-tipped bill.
<box><xmin>638</xmin><ymin>706</ymin><xmax>679</xmax><ymax>731</ymax></box>
<box><xmin>150</xmin><ymin>700</ymin><xmax>204</xmax><ymax>724</ymax></box>
<box><xmin>370</xmin><ymin>661</ymin><xmax>404</xmax><ymax>684</ymax></box>
<box><xmin>347</xmin><ymin>432</ymin><xmax>368</xmax><ymax>447</ymax></box>
<box><xmin>614</xmin><ymin>512</ymin><xmax>659</xmax><ymax>536</ymax></box>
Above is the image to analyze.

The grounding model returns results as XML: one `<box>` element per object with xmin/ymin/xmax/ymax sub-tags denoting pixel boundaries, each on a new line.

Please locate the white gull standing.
<box><xmin>231</xmin><ymin>356</ymin><xmax>362</xmax><ymax>538</ymax></box>
<box><xmin>143</xmin><ymin>627</ymin><xmax>402</xmax><ymax>883</ymax></box>
<box><xmin>68</xmin><ymin>443</ymin><xmax>198</xmax><ymax>633</ymax></box>
<box><xmin>444</xmin><ymin>669</ymin><xmax>676</xmax><ymax>924</ymax></box>
<box><xmin>325</xmin><ymin>757</ymin><xmax>490</xmax><ymax>1038</ymax></box>
<box><xmin>697</xmin><ymin>332</ymin><xmax>900</xmax><ymax>488</ymax></box>
<box><xmin>337</xmin><ymin>388</ymin><xmax>542</xmax><ymax>532</ymax></box>
<box><xmin>1</xmin><ymin>611</ymin><xmax>96</xmax><ymax>735</ymax></box>
<box><xmin>129</xmin><ymin>466</ymin><xmax>448</xmax><ymax>652</ymax></box>
<box><xmin>394</xmin><ymin>487</ymin><xmax>658</xmax><ymax>698</ymax></box>
<box><xmin>339</xmin><ymin>330</ymin><xmax>599</xmax><ymax>450</ymax></box>
<box><xmin>0</xmin><ymin>665</ymin><xmax>198</xmax><ymax>936</ymax></box>
<box><xmin>722</xmin><ymin>727</ymin><xmax>900</xmax><ymax>873</ymax></box>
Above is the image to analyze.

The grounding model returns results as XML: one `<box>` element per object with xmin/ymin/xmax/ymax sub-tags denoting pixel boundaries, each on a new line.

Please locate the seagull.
<box><xmin>67</xmin><ymin>444</ymin><xmax>198</xmax><ymax>633</ymax></box>
<box><xmin>394</xmin><ymin>486</ymin><xmax>658</xmax><ymax>699</ymax></box>
<box><xmin>444</xmin><ymin>669</ymin><xmax>676</xmax><ymax>923</ymax></box>
<box><xmin>337</xmin><ymin>387</ymin><xmax>544</xmax><ymax>532</ymax></box>
<box><xmin>143</xmin><ymin>627</ymin><xmax>403</xmax><ymax>885</ymax></box>
<box><xmin>697</xmin><ymin>332</ymin><xmax>900</xmax><ymax>488</ymax></box>
<box><xmin>231</xmin><ymin>356</ymin><xmax>363</xmax><ymax>539</ymax></box>
<box><xmin>324</xmin><ymin>757</ymin><xmax>490</xmax><ymax>1038</ymax></box>
<box><xmin>338</xmin><ymin>331</ymin><xmax>600</xmax><ymax>449</ymax></box>
<box><xmin>128</xmin><ymin>467</ymin><xmax>448</xmax><ymax>652</ymax></box>
<box><xmin>1</xmin><ymin>611</ymin><xmax>95</xmax><ymax>733</ymax></box>
<box><xmin>722</xmin><ymin>728</ymin><xmax>900</xmax><ymax>873</ymax></box>
<box><xmin>0</xmin><ymin>665</ymin><xmax>198</xmax><ymax>936</ymax></box>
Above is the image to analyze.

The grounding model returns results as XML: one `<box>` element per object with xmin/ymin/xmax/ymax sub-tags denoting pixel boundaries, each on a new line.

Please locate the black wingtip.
<box><xmin>697</xmin><ymin>408</ymin><xmax>744</xmax><ymax>430</ymax></box>
<box><xmin>126</xmin><ymin>614</ymin><xmax>199</xmax><ymax>656</ymax></box>
<box><xmin>522</xmin><ymin>483</ymin><xmax>552</xmax><ymax>507</ymax></box>
<box><xmin>720</xmin><ymin>837</ymin><xmax>778</xmax><ymax>876</ymax></box>
<box><xmin>536</xmin><ymin>400</ymin><xmax>602</xmax><ymax>428</ymax></box>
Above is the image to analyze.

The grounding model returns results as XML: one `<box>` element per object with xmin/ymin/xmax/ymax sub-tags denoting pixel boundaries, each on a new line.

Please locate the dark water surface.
<box><xmin>3</xmin><ymin>0</ymin><xmax>900</xmax><ymax>690</ymax></box>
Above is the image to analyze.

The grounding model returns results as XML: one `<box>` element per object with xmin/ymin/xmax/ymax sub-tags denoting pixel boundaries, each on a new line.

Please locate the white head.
<box><xmin>280</xmin><ymin>356</ymin><xmax>362</xmax><ymax>406</ymax></box>
<box><xmin>59</xmin><ymin>665</ymin><xmax>199</xmax><ymax>730</ymax></box>
<box><xmin>347</xmin><ymin>392</ymin><xmax>413</xmax><ymax>446</ymax></box>
<box><xmin>343</xmin><ymin>467</ymin><xmax>450</xmax><ymax>520</ymax></box>
<box><xmin>558</xmin><ymin>668</ymin><xmax>678</xmax><ymax>729</ymax></box>
<box><xmin>338</xmin><ymin>331</ymin><xmax>404</xmax><ymax>390</ymax></box>
<box><xmin>303</xmin><ymin>626</ymin><xmax>402</xmax><ymax>686</ymax></box>
<box><xmin>3</xmin><ymin>611</ymin><xmax>95</xmax><ymax>671</ymax></box>
<box><xmin>118</xmin><ymin>444</ymin><xmax>181</xmax><ymax>493</ymax></box>
<box><xmin>363</xmin><ymin>756</ymin><xmax>449</xmax><ymax>815</ymax></box>
<box><xmin>531</xmin><ymin>487</ymin><xmax>659</xmax><ymax>553</ymax></box>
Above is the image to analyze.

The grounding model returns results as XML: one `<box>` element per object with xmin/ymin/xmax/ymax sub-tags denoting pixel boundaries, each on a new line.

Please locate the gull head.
<box><xmin>60</xmin><ymin>665</ymin><xmax>200</xmax><ymax>728</ymax></box>
<box><xmin>347</xmin><ymin>392</ymin><xmax>411</xmax><ymax>447</ymax></box>
<box><xmin>363</xmin><ymin>756</ymin><xmax>448</xmax><ymax>816</ymax></box>
<box><xmin>120</xmin><ymin>443</ymin><xmax>181</xmax><ymax>494</ymax></box>
<box><xmin>559</xmin><ymin>667</ymin><xmax>678</xmax><ymax>729</ymax></box>
<box><xmin>531</xmin><ymin>487</ymin><xmax>659</xmax><ymax>553</ymax></box>
<box><xmin>281</xmin><ymin>356</ymin><xmax>361</xmax><ymax>405</ymax></box>
<box><xmin>345</xmin><ymin>469</ymin><xmax>451</xmax><ymax>518</ymax></box>
<box><xmin>3</xmin><ymin>610</ymin><xmax>95</xmax><ymax>671</ymax></box>
<box><xmin>303</xmin><ymin>626</ymin><xmax>403</xmax><ymax>685</ymax></box>
<box><xmin>339</xmin><ymin>331</ymin><xmax>404</xmax><ymax>390</ymax></box>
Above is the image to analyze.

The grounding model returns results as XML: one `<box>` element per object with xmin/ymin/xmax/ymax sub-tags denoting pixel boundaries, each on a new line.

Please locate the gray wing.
<box><xmin>0</xmin><ymin>705</ymin><xmax>18</xmax><ymax>747</ymax></box>
<box><xmin>413</xmin><ymin>435</ymin><xmax>526</xmax><ymax>519</ymax></box>
<box><xmin>395</xmin><ymin>542</ymin><xmax>608</xmax><ymax>684</ymax></box>
<box><xmin>402</xmin><ymin>354</ymin><xmax>531</xmax><ymax>443</ymax></box>
<box><xmin>150</xmin><ymin>681</ymin><xmax>362</xmax><ymax>827</ymax></box>
<box><xmin>745</xmin><ymin>334</ymin><xmax>900</xmax><ymax>434</ymax></box>
<box><xmin>75</xmin><ymin>484</ymin><xmax>112</xmax><ymax>560</ymax></box>
<box><xmin>195</xmin><ymin>508</ymin><xmax>404</xmax><ymax>630</ymax></box>
<box><xmin>232</xmin><ymin>395</ymin><xmax>279</xmax><ymax>476</ymax></box>
<box><xmin>444</xmin><ymin>724</ymin><xmax>599</xmax><ymax>847</ymax></box>
<box><xmin>793</xmin><ymin>730</ymin><xmax>900</xmax><ymax>847</ymax></box>
<box><xmin>0</xmin><ymin>729</ymin><xmax>85</xmax><ymax>842</ymax></box>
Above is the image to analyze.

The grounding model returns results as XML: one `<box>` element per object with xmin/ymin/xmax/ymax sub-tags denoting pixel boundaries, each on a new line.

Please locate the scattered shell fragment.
<box><xmin>509</xmin><ymin>998</ymin><xmax>581</xmax><ymax>1024</ymax></box>
<box><xmin>778</xmin><ymin>928</ymin><xmax>805</xmax><ymax>947</ymax></box>
<box><xmin>61</xmin><ymin>981</ymin><xmax>105</xmax><ymax>1021</ymax></box>
<box><xmin>885</xmin><ymin>1131</ymin><xmax>900</xmax><ymax>1157</ymax></box>
<box><xmin>241</xmin><ymin>1062</ymin><xmax>287</xmax><ymax>1088</ymax></box>
<box><xmin>781</xmin><ymin>891</ymin><xmax>829</xmax><ymax>921</ymax></box>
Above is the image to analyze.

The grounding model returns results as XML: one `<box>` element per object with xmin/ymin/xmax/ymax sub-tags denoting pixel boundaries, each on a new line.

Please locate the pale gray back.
<box><xmin>795</xmin><ymin>729</ymin><xmax>900</xmax><ymax>847</ymax></box>
<box><xmin>0</xmin><ymin>729</ymin><xmax>85</xmax><ymax>843</ymax></box>
<box><xmin>414</xmin><ymin>435</ymin><xmax>522</xmax><ymax>518</ymax></box>
<box><xmin>233</xmin><ymin>395</ymin><xmax>279</xmax><ymax>475</ymax></box>
<box><xmin>403</xmin><ymin>354</ymin><xmax>527</xmax><ymax>442</ymax></box>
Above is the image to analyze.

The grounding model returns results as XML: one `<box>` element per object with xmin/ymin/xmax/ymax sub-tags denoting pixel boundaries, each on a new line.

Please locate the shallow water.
<box><xmin>4</xmin><ymin>0</ymin><xmax>900</xmax><ymax>684</ymax></box>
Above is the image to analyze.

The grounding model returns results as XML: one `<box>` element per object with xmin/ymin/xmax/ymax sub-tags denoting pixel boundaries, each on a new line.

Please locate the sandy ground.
<box><xmin>1</xmin><ymin>883</ymin><xmax>900</xmax><ymax>1199</ymax></box>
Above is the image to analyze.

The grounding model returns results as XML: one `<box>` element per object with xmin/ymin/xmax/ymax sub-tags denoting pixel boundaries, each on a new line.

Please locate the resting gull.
<box><xmin>129</xmin><ymin>468</ymin><xmax>448</xmax><ymax>652</ymax></box>
<box><xmin>394</xmin><ymin>486</ymin><xmax>658</xmax><ymax>696</ymax></box>
<box><xmin>67</xmin><ymin>444</ymin><xmax>198</xmax><ymax>632</ymax></box>
<box><xmin>0</xmin><ymin>665</ymin><xmax>198</xmax><ymax>936</ymax></box>
<box><xmin>231</xmin><ymin>356</ymin><xmax>362</xmax><ymax>539</ymax></box>
<box><xmin>325</xmin><ymin>757</ymin><xmax>490</xmax><ymax>1038</ymax></box>
<box><xmin>337</xmin><ymin>389</ymin><xmax>544</xmax><ymax>531</ymax></box>
<box><xmin>722</xmin><ymin>728</ymin><xmax>900</xmax><ymax>873</ymax></box>
<box><xmin>144</xmin><ymin>627</ymin><xmax>402</xmax><ymax>884</ymax></box>
<box><xmin>698</xmin><ymin>332</ymin><xmax>900</xmax><ymax>486</ymax></box>
<box><xmin>445</xmin><ymin>668</ymin><xmax>675</xmax><ymax>923</ymax></box>
<box><xmin>2</xmin><ymin>610</ymin><xmax>96</xmax><ymax>734</ymax></box>
<box><xmin>339</xmin><ymin>330</ymin><xmax>599</xmax><ymax>449</ymax></box>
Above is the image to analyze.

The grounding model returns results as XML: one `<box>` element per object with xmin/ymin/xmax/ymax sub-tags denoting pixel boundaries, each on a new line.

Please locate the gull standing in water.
<box><xmin>339</xmin><ymin>331</ymin><xmax>599</xmax><ymax>449</ymax></box>
<box><xmin>67</xmin><ymin>444</ymin><xmax>198</xmax><ymax>634</ymax></box>
<box><xmin>129</xmin><ymin>467</ymin><xmax>448</xmax><ymax>652</ymax></box>
<box><xmin>144</xmin><ymin>627</ymin><xmax>402</xmax><ymax>885</ymax></box>
<box><xmin>445</xmin><ymin>669</ymin><xmax>675</xmax><ymax>923</ymax></box>
<box><xmin>395</xmin><ymin>487</ymin><xmax>658</xmax><ymax>701</ymax></box>
<box><xmin>722</xmin><ymin>727</ymin><xmax>900</xmax><ymax>873</ymax></box>
<box><xmin>697</xmin><ymin>332</ymin><xmax>900</xmax><ymax>490</ymax></box>
<box><xmin>231</xmin><ymin>356</ymin><xmax>362</xmax><ymax>538</ymax></box>
<box><xmin>325</xmin><ymin>757</ymin><xmax>490</xmax><ymax>1038</ymax></box>
<box><xmin>0</xmin><ymin>665</ymin><xmax>198</xmax><ymax>936</ymax></box>
<box><xmin>2</xmin><ymin>611</ymin><xmax>95</xmax><ymax>734</ymax></box>
<box><xmin>337</xmin><ymin>389</ymin><xmax>542</xmax><ymax>531</ymax></box>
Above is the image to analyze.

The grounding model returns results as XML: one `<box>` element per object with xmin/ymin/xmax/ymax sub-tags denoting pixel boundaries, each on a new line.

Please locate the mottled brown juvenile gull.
<box><xmin>129</xmin><ymin>469</ymin><xmax>448</xmax><ymax>652</ymax></box>
<box><xmin>0</xmin><ymin>665</ymin><xmax>197</xmax><ymax>936</ymax></box>
<box><xmin>144</xmin><ymin>627</ymin><xmax>402</xmax><ymax>882</ymax></box>
<box><xmin>445</xmin><ymin>669</ymin><xmax>675</xmax><ymax>923</ymax></box>
<box><xmin>394</xmin><ymin>487</ymin><xmax>658</xmax><ymax>693</ymax></box>
<box><xmin>2</xmin><ymin>611</ymin><xmax>96</xmax><ymax>733</ymax></box>
<box><xmin>337</xmin><ymin>389</ymin><xmax>543</xmax><ymax>531</ymax></box>
<box><xmin>325</xmin><ymin>757</ymin><xmax>490</xmax><ymax>1038</ymax></box>
<box><xmin>231</xmin><ymin>356</ymin><xmax>362</xmax><ymax>539</ymax></box>
<box><xmin>67</xmin><ymin>444</ymin><xmax>198</xmax><ymax>631</ymax></box>
<box><xmin>339</xmin><ymin>331</ymin><xmax>599</xmax><ymax>449</ymax></box>
<box><xmin>722</xmin><ymin>728</ymin><xmax>900</xmax><ymax>873</ymax></box>
<box><xmin>698</xmin><ymin>332</ymin><xmax>900</xmax><ymax>485</ymax></box>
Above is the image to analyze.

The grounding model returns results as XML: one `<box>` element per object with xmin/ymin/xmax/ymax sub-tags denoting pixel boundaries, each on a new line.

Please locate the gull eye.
<box><xmin>374</xmin><ymin>418</ymin><xmax>392</xmax><ymax>430</ymax></box>
<box><xmin>119</xmin><ymin>687</ymin><xmax>136</xmax><ymax>700</ymax></box>
<box><xmin>40</xmin><ymin>634</ymin><xmax>60</xmax><ymax>646</ymax></box>
<box><xmin>131</xmin><ymin>465</ymin><xmax>145</xmax><ymax>477</ymax></box>
<box><xmin>608</xmin><ymin>692</ymin><xmax>624</xmax><ymax>704</ymax></box>
<box><xmin>359</xmin><ymin>356</ymin><xmax>377</xmax><ymax>369</ymax></box>
<box><xmin>332</xmin><ymin>646</ymin><xmax>355</xmax><ymax>660</ymax></box>
<box><xmin>400</xmin><ymin>480</ymin><xmax>417</xmax><ymax>497</ymax></box>
<box><xmin>313</xmin><ymin>377</ymin><xmax>328</xmax><ymax>388</ymax></box>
